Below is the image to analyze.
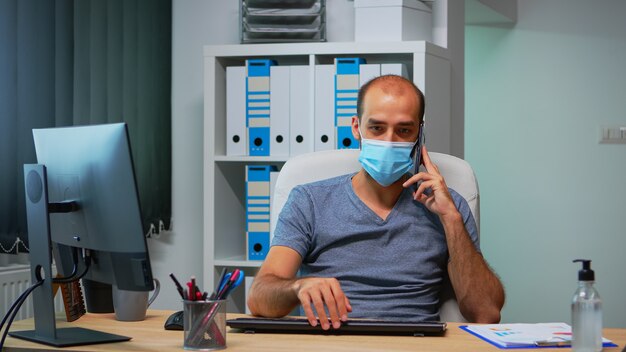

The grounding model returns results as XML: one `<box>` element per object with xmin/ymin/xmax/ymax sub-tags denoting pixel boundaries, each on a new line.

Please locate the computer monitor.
<box><xmin>10</xmin><ymin>123</ymin><xmax>155</xmax><ymax>347</ymax></box>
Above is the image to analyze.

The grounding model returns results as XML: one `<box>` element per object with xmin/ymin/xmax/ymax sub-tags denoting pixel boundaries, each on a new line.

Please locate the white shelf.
<box><xmin>214</xmin><ymin>256</ymin><xmax>264</xmax><ymax>268</ymax></box>
<box><xmin>204</xmin><ymin>41</ymin><xmax>449</xmax><ymax>60</ymax></box>
<box><xmin>214</xmin><ymin>156</ymin><xmax>290</xmax><ymax>163</ymax></box>
<box><xmin>203</xmin><ymin>41</ymin><xmax>452</xmax><ymax>313</ymax></box>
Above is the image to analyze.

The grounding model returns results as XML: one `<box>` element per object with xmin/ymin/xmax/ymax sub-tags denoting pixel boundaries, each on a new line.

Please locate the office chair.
<box><xmin>270</xmin><ymin>149</ymin><xmax>480</xmax><ymax>322</ymax></box>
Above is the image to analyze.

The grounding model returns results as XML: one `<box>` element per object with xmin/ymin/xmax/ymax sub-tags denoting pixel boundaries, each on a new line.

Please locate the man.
<box><xmin>247</xmin><ymin>75</ymin><xmax>505</xmax><ymax>330</ymax></box>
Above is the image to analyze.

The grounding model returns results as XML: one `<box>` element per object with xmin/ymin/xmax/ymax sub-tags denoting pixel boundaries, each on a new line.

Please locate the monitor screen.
<box><xmin>33</xmin><ymin>122</ymin><xmax>154</xmax><ymax>291</ymax></box>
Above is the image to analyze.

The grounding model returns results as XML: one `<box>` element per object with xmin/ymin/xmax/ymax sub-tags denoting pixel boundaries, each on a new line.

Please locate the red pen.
<box><xmin>191</xmin><ymin>276</ymin><xmax>200</xmax><ymax>300</ymax></box>
<box><xmin>187</xmin><ymin>281</ymin><xmax>195</xmax><ymax>300</ymax></box>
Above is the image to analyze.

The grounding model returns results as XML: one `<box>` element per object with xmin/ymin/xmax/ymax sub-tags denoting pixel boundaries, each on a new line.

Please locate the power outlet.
<box><xmin>599</xmin><ymin>126</ymin><xmax>626</xmax><ymax>144</ymax></box>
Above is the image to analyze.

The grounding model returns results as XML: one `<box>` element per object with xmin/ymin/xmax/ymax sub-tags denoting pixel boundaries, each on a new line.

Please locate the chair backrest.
<box><xmin>271</xmin><ymin>149</ymin><xmax>480</xmax><ymax>322</ymax></box>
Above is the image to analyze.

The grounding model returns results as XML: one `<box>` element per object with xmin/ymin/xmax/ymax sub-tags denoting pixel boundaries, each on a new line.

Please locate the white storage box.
<box><xmin>354</xmin><ymin>0</ymin><xmax>432</xmax><ymax>42</ymax></box>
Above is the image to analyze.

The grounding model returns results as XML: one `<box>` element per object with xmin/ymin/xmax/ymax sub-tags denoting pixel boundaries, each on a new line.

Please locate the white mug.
<box><xmin>112</xmin><ymin>278</ymin><xmax>160</xmax><ymax>321</ymax></box>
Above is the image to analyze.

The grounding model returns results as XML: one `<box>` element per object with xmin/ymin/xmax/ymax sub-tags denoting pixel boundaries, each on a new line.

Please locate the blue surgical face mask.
<box><xmin>358</xmin><ymin>128</ymin><xmax>417</xmax><ymax>187</ymax></box>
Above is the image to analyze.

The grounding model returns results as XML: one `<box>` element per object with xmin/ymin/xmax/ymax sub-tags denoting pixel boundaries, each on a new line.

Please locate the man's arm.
<box><xmin>247</xmin><ymin>245</ymin><xmax>352</xmax><ymax>330</ymax></box>
<box><xmin>442</xmin><ymin>212</ymin><xmax>504</xmax><ymax>323</ymax></box>
<box><xmin>247</xmin><ymin>246</ymin><xmax>301</xmax><ymax>317</ymax></box>
<box><xmin>403</xmin><ymin>146</ymin><xmax>505</xmax><ymax>323</ymax></box>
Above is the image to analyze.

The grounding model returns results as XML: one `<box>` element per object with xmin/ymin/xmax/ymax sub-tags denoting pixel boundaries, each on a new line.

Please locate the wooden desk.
<box><xmin>4</xmin><ymin>310</ymin><xmax>625</xmax><ymax>352</ymax></box>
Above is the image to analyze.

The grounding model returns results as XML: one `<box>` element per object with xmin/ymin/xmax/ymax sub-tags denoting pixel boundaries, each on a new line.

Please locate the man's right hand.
<box><xmin>248</xmin><ymin>247</ymin><xmax>352</xmax><ymax>329</ymax></box>
<box><xmin>292</xmin><ymin>277</ymin><xmax>352</xmax><ymax>330</ymax></box>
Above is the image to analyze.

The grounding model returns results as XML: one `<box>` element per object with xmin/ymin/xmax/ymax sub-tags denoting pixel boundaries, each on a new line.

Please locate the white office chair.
<box><xmin>271</xmin><ymin>149</ymin><xmax>480</xmax><ymax>322</ymax></box>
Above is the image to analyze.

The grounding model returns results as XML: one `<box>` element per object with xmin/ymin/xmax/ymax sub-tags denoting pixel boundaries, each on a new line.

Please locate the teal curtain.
<box><xmin>73</xmin><ymin>0</ymin><xmax>172</xmax><ymax>235</ymax></box>
<box><xmin>0</xmin><ymin>0</ymin><xmax>171</xmax><ymax>252</ymax></box>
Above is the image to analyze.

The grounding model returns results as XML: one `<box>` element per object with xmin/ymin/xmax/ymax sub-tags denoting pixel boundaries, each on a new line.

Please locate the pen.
<box><xmin>535</xmin><ymin>336</ymin><xmax>571</xmax><ymax>347</ymax></box>
<box><xmin>191</xmin><ymin>276</ymin><xmax>198</xmax><ymax>299</ymax></box>
<box><xmin>217</xmin><ymin>273</ymin><xmax>232</xmax><ymax>294</ymax></box>
<box><xmin>217</xmin><ymin>269</ymin><xmax>242</xmax><ymax>299</ymax></box>
<box><xmin>535</xmin><ymin>340</ymin><xmax>570</xmax><ymax>347</ymax></box>
<box><xmin>210</xmin><ymin>267</ymin><xmax>228</xmax><ymax>300</ymax></box>
<box><xmin>169</xmin><ymin>273</ymin><xmax>186</xmax><ymax>300</ymax></box>
<box><xmin>187</xmin><ymin>281</ymin><xmax>195</xmax><ymax>301</ymax></box>
<box><xmin>224</xmin><ymin>270</ymin><xmax>244</xmax><ymax>298</ymax></box>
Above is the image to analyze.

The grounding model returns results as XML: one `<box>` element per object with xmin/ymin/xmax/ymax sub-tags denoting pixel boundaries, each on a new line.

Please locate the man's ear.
<box><xmin>351</xmin><ymin>115</ymin><xmax>361</xmax><ymax>141</ymax></box>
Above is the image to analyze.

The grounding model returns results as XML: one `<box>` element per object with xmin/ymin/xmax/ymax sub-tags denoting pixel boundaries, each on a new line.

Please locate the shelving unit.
<box><xmin>203</xmin><ymin>41</ymin><xmax>451</xmax><ymax>313</ymax></box>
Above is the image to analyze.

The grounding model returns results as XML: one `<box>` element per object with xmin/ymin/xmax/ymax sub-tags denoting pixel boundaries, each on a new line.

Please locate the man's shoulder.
<box><xmin>280</xmin><ymin>173</ymin><xmax>355</xmax><ymax>222</ymax></box>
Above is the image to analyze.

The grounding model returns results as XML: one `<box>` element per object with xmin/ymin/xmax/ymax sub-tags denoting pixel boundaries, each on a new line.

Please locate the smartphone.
<box><xmin>411</xmin><ymin>120</ymin><xmax>425</xmax><ymax>175</ymax></box>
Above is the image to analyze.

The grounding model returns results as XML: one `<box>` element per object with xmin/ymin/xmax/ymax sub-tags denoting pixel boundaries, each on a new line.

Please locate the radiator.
<box><xmin>0</xmin><ymin>264</ymin><xmax>64</xmax><ymax>321</ymax></box>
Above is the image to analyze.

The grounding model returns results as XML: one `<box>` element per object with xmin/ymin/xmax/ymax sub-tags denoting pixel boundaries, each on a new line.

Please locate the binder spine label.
<box><xmin>246</xmin><ymin>165</ymin><xmax>277</xmax><ymax>260</ymax></box>
<box><xmin>334</xmin><ymin>58</ymin><xmax>365</xmax><ymax>150</ymax></box>
<box><xmin>246</xmin><ymin>59</ymin><xmax>275</xmax><ymax>156</ymax></box>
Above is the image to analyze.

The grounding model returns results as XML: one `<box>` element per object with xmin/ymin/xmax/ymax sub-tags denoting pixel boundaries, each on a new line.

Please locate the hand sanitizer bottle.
<box><xmin>571</xmin><ymin>259</ymin><xmax>602</xmax><ymax>352</ymax></box>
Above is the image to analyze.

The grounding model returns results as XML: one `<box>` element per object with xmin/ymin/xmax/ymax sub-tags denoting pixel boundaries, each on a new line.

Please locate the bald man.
<box><xmin>247</xmin><ymin>75</ymin><xmax>504</xmax><ymax>330</ymax></box>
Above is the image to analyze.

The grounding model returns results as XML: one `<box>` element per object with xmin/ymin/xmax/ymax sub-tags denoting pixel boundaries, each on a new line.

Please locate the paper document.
<box><xmin>461</xmin><ymin>323</ymin><xmax>615</xmax><ymax>349</ymax></box>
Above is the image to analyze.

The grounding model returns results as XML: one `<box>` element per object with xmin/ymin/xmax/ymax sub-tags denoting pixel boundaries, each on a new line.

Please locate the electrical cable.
<box><xmin>52</xmin><ymin>249</ymin><xmax>92</xmax><ymax>283</ymax></box>
<box><xmin>52</xmin><ymin>246</ymin><xmax>79</xmax><ymax>283</ymax></box>
<box><xmin>0</xmin><ymin>260</ymin><xmax>45</xmax><ymax>332</ymax></box>
<box><xmin>0</xmin><ymin>279</ymin><xmax>44</xmax><ymax>349</ymax></box>
<box><xmin>0</xmin><ymin>282</ymin><xmax>34</xmax><ymax>332</ymax></box>
<box><xmin>0</xmin><ymin>250</ymin><xmax>92</xmax><ymax>348</ymax></box>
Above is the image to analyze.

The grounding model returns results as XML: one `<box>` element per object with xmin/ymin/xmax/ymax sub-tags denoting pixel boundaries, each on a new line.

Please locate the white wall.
<box><xmin>466</xmin><ymin>0</ymin><xmax>626</xmax><ymax>327</ymax></box>
<box><xmin>149</xmin><ymin>0</ymin><xmax>238</xmax><ymax>309</ymax></box>
<box><xmin>153</xmin><ymin>0</ymin><xmax>358</xmax><ymax>310</ymax></box>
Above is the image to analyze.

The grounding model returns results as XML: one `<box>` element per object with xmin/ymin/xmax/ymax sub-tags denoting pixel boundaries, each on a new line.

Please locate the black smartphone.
<box><xmin>411</xmin><ymin>120</ymin><xmax>425</xmax><ymax>175</ymax></box>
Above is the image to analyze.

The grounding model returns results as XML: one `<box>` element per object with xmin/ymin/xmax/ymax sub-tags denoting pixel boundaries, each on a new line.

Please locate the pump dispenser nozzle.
<box><xmin>573</xmin><ymin>259</ymin><xmax>595</xmax><ymax>281</ymax></box>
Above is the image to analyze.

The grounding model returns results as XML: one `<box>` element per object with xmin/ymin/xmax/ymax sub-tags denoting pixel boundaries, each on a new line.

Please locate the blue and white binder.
<box><xmin>247</xmin><ymin>59</ymin><xmax>275</xmax><ymax>156</ymax></box>
<box><xmin>335</xmin><ymin>58</ymin><xmax>365</xmax><ymax>149</ymax></box>
<box><xmin>314</xmin><ymin>64</ymin><xmax>335</xmax><ymax>152</ymax></box>
<box><xmin>226</xmin><ymin>66</ymin><xmax>247</xmax><ymax>156</ymax></box>
<box><xmin>270</xmin><ymin>66</ymin><xmax>290</xmax><ymax>156</ymax></box>
<box><xmin>289</xmin><ymin>65</ymin><xmax>313</xmax><ymax>156</ymax></box>
<box><xmin>246</xmin><ymin>165</ymin><xmax>277</xmax><ymax>260</ymax></box>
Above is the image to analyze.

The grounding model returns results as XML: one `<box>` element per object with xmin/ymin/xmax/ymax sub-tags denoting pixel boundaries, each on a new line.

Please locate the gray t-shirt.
<box><xmin>271</xmin><ymin>173</ymin><xmax>479</xmax><ymax>321</ymax></box>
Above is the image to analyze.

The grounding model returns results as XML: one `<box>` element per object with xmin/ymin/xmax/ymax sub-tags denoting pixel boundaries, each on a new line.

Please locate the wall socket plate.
<box><xmin>599</xmin><ymin>125</ymin><xmax>626</xmax><ymax>144</ymax></box>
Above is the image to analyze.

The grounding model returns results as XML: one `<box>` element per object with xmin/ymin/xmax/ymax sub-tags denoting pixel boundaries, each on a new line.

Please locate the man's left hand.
<box><xmin>402</xmin><ymin>145</ymin><xmax>459</xmax><ymax>219</ymax></box>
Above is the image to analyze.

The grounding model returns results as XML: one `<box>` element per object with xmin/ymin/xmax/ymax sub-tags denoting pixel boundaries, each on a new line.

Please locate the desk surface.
<box><xmin>4</xmin><ymin>310</ymin><xmax>625</xmax><ymax>352</ymax></box>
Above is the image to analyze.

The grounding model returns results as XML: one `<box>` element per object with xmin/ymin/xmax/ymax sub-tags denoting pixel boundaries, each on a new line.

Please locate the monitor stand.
<box><xmin>9</xmin><ymin>328</ymin><xmax>130</xmax><ymax>348</ymax></box>
<box><xmin>8</xmin><ymin>164</ymin><xmax>130</xmax><ymax>347</ymax></box>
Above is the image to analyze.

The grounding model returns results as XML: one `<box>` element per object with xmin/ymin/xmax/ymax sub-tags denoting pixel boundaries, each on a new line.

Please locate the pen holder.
<box><xmin>183</xmin><ymin>299</ymin><xmax>227</xmax><ymax>351</ymax></box>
